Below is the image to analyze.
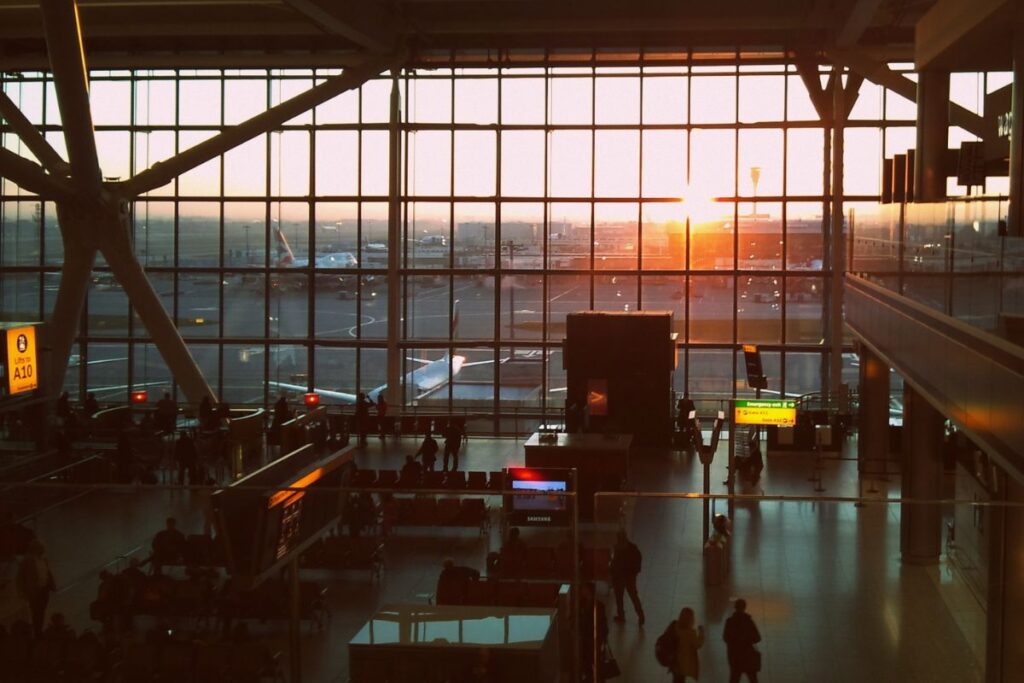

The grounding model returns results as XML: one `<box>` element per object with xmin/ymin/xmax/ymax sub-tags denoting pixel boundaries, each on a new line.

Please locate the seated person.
<box><xmin>436</xmin><ymin>558</ymin><xmax>480</xmax><ymax>605</ymax></box>
<box><xmin>399</xmin><ymin>455</ymin><xmax>423</xmax><ymax>484</ymax></box>
<box><xmin>151</xmin><ymin>517</ymin><xmax>186</xmax><ymax>572</ymax></box>
<box><xmin>500</xmin><ymin>527</ymin><xmax>528</xmax><ymax>575</ymax></box>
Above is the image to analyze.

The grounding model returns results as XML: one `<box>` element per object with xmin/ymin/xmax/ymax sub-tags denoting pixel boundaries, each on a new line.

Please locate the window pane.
<box><xmin>690</xmin><ymin>76</ymin><xmax>735</xmax><ymax>123</ymax></box>
<box><xmin>224</xmin><ymin>202</ymin><xmax>266</xmax><ymax>268</ymax></box>
<box><xmin>406</xmin><ymin>202</ymin><xmax>449</xmax><ymax>269</ymax></box>
<box><xmin>786</xmin><ymin>128</ymin><xmax>824</xmax><ymax>196</ymax></box>
<box><xmin>786</xmin><ymin>202</ymin><xmax>824</xmax><ymax>270</ymax></box>
<box><xmin>315</xmin><ymin>131</ymin><xmax>359</xmax><ymax>196</ymax></box>
<box><xmin>737</xmin><ymin>274</ymin><xmax>782</xmax><ymax>343</ymax></box>
<box><xmin>406</xmin><ymin>276</ymin><xmax>451</xmax><ymax>339</ymax></box>
<box><xmin>738</xmin><ymin>76</ymin><xmax>784</xmax><ymax>123</ymax></box>
<box><xmin>177</xmin><ymin>273</ymin><xmax>220</xmax><ymax>338</ymax></box>
<box><xmin>642</xmin><ymin>130</ymin><xmax>686</xmax><ymax>198</ymax></box>
<box><xmin>642</xmin><ymin>76</ymin><xmax>686</xmax><ymax>124</ymax></box>
<box><xmin>454</xmin><ymin>131</ymin><xmax>496</xmax><ymax>196</ymax></box>
<box><xmin>594</xmin><ymin>202</ymin><xmax>638</xmax><ymax>270</ymax></box>
<box><xmin>785</xmin><ymin>351</ymin><xmax>822</xmax><ymax>397</ymax></box>
<box><xmin>550</xmin><ymin>77</ymin><xmax>592</xmax><ymax>125</ymax></box>
<box><xmin>688</xmin><ymin>275</ymin><xmax>733</xmax><ymax>343</ymax></box>
<box><xmin>595</xmin><ymin>77</ymin><xmax>639</xmax><ymax>124</ymax></box>
<box><xmin>453</xmin><ymin>275</ymin><xmax>492</xmax><ymax>341</ymax></box>
<box><xmin>313</xmin><ymin>347</ymin><xmax>356</xmax><ymax>404</ymax></box>
<box><xmin>224</xmin><ymin>79</ymin><xmax>266</xmax><ymax>124</ymax></box>
<box><xmin>738</xmin><ymin>129</ymin><xmax>783</xmax><ymax>197</ymax></box>
<box><xmin>501</xmin><ymin>131</ymin><xmax>545</xmax><ymax>197</ymax></box>
<box><xmin>269</xmin><ymin>274</ymin><xmax>309</xmax><ymax>338</ymax></box>
<box><xmin>409</xmin><ymin>77</ymin><xmax>452</xmax><ymax>123</ymax></box>
<box><xmin>687</xmin><ymin>348</ymin><xmax>733</xmax><ymax>399</ymax></box>
<box><xmin>594</xmin><ymin>274</ymin><xmax>636</xmax><ymax>312</ymax></box>
<box><xmin>594</xmin><ymin>131</ymin><xmax>639</xmax><ymax>197</ymax></box>
<box><xmin>455</xmin><ymin>78</ymin><xmax>498</xmax><ymax>124</ymax></box>
<box><xmin>178</xmin><ymin>202</ymin><xmax>220</xmax><ymax>267</ymax></box>
<box><xmin>641</xmin><ymin>203</ymin><xmax>686</xmax><ymax>270</ymax></box>
<box><xmin>178</xmin><ymin>80</ymin><xmax>221</xmax><ymax>125</ymax></box>
<box><xmin>224</xmin><ymin>135</ymin><xmax>266</xmax><ymax>197</ymax></box>
<box><xmin>502</xmin><ymin>77</ymin><xmax>545</xmax><ymax>124</ymax></box>
<box><xmin>641</xmin><ymin>275</ymin><xmax>686</xmax><ymax>337</ymax></box>
<box><xmin>223</xmin><ymin>343</ymin><xmax>265</xmax><ymax>404</ymax></box>
<box><xmin>786</xmin><ymin>276</ymin><xmax>825</xmax><ymax>344</ymax></box>
<box><xmin>410</xmin><ymin>131</ymin><xmax>452</xmax><ymax>197</ymax></box>
<box><xmin>738</xmin><ymin>202</ymin><xmax>782</xmax><ymax>270</ymax></box>
<box><xmin>690</xmin><ymin>129</ymin><xmax>735</xmax><ymax>198</ymax></box>
<box><xmin>224</xmin><ymin>273</ymin><xmax>265</xmax><ymax>337</ymax></box>
<box><xmin>549</xmin><ymin>131</ymin><xmax>592</xmax><ymax>197</ymax></box>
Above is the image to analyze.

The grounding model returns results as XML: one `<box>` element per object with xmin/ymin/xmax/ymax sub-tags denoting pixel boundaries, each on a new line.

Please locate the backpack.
<box><xmin>654</xmin><ymin>621</ymin><xmax>678</xmax><ymax>669</ymax></box>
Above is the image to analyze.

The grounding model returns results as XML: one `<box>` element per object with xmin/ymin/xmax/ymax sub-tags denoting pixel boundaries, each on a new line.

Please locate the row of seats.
<box><xmin>92</xmin><ymin>571</ymin><xmax>328</xmax><ymax>631</ymax></box>
<box><xmin>300</xmin><ymin>535</ymin><xmax>384</xmax><ymax>580</ymax></box>
<box><xmin>115</xmin><ymin>638</ymin><xmax>280</xmax><ymax>683</ymax></box>
<box><xmin>0</xmin><ymin>627</ymin><xmax>106</xmax><ymax>683</ymax></box>
<box><xmin>496</xmin><ymin>545</ymin><xmax>612</xmax><ymax>582</ymax></box>
<box><xmin>332</xmin><ymin>414</ymin><xmax>467</xmax><ymax>437</ymax></box>
<box><xmin>351</xmin><ymin>468</ymin><xmax>504</xmax><ymax>491</ymax></box>
<box><xmin>437</xmin><ymin>578</ymin><xmax>565</xmax><ymax>609</ymax></box>
<box><xmin>386</xmin><ymin>496</ymin><xmax>488</xmax><ymax>531</ymax></box>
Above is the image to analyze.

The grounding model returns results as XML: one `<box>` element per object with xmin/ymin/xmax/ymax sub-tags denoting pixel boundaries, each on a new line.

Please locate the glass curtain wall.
<box><xmin>0</xmin><ymin>58</ymin><xmax>936</xmax><ymax>415</ymax></box>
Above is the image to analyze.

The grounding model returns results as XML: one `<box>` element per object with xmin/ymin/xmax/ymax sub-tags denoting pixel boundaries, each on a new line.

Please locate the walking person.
<box><xmin>656</xmin><ymin>606</ymin><xmax>704</xmax><ymax>682</ymax></box>
<box><xmin>443</xmin><ymin>419</ymin><xmax>464</xmax><ymax>472</ymax></box>
<box><xmin>723</xmin><ymin>598</ymin><xmax>762</xmax><ymax>683</ymax></box>
<box><xmin>175</xmin><ymin>431</ymin><xmax>198</xmax><ymax>486</ymax></box>
<box><xmin>354</xmin><ymin>393</ymin><xmax>373</xmax><ymax>447</ymax></box>
<box><xmin>376</xmin><ymin>394</ymin><xmax>389</xmax><ymax>439</ymax></box>
<box><xmin>17</xmin><ymin>538</ymin><xmax>55</xmax><ymax>636</ymax></box>
<box><xmin>416</xmin><ymin>431</ymin><xmax>439</xmax><ymax>471</ymax></box>
<box><xmin>610</xmin><ymin>529</ymin><xmax>645</xmax><ymax>625</ymax></box>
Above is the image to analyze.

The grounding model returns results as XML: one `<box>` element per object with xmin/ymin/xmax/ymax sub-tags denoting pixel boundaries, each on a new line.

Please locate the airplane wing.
<box><xmin>268</xmin><ymin>380</ymin><xmax>357</xmax><ymax>404</ymax></box>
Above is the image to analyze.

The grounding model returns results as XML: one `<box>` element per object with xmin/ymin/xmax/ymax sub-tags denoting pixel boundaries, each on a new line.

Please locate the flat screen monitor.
<box><xmin>511</xmin><ymin>479</ymin><xmax>568</xmax><ymax>512</ymax></box>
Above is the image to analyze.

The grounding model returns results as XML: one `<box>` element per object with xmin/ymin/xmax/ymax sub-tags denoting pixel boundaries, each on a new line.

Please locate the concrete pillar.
<box><xmin>986</xmin><ymin>473</ymin><xmax>1024</xmax><ymax>682</ymax></box>
<box><xmin>857</xmin><ymin>346</ymin><xmax>889</xmax><ymax>470</ymax></box>
<box><xmin>900</xmin><ymin>383</ymin><xmax>945</xmax><ymax>564</ymax></box>
<box><xmin>914</xmin><ymin>69</ymin><xmax>949</xmax><ymax>203</ymax></box>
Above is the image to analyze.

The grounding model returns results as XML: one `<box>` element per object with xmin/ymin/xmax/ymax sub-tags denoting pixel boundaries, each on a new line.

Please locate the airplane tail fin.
<box><xmin>274</xmin><ymin>225</ymin><xmax>296</xmax><ymax>267</ymax></box>
<box><xmin>451</xmin><ymin>299</ymin><xmax>460</xmax><ymax>338</ymax></box>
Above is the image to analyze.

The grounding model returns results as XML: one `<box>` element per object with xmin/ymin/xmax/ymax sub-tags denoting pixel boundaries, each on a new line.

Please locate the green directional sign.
<box><xmin>734</xmin><ymin>399</ymin><xmax>797</xmax><ymax>426</ymax></box>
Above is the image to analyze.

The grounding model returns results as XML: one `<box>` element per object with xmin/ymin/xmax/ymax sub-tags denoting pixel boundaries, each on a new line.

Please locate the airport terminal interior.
<box><xmin>1</xmin><ymin>0</ymin><xmax>1024</xmax><ymax>681</ymax></box>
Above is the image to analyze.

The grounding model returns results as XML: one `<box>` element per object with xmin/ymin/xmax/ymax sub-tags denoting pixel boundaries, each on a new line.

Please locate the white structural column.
<box><xmin>385</xmin><ymin>70</ymin><xmax>402</xmax><ymax>405</ymax></box>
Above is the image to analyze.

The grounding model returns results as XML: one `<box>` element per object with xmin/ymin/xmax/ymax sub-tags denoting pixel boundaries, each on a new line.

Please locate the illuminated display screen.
<box><xmin>510</xmin><ymin>472</ymin><xmax>568</xmax><ymax>511</ymax></box>
<box><xmin>734</xmin><ymin>399</ymin><xmax>797</xmax><ymax>426</ymax></box>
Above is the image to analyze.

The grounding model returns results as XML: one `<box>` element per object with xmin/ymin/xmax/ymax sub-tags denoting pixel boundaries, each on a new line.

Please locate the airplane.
<box><xmin>267</xmin><ymin>301</ymin><xmax>490</xmax><ymax>404</ymax></box>
<box><xmin>274</xmin><ymin>225</ymin><xmax>357</xmax><ymax>269</ymax></box>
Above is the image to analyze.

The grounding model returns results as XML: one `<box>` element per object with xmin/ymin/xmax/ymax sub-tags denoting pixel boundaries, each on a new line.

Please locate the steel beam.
<box><xmin>914</xmin><ymin>69</ymin><xmax>950</xmax><ymax>202</ymax></box>
<box><xmin>827</xmin><ymin>48</ymin><xmax>986</xmax><ymax>138</ymax></box>
<box><xmin>0</xmin><ymin>90</ymin><xmax>70</xmax><ymax>176</ymax></box>
<box><xmin>45</xmin><ymin>208</ymin><xmax>96</xmax><ymax>395</ymax></box>
<box><xmin>0</xmin><ymin>147</ymin><xmax>78</xmax><ymax>201</ymax></box>
<box><xmin>119</xmin><ymin>50</ymin><xmax>404</xmax><ymax>197</ymax></box>
<box><xmin>282</xmin><ymin>0</ymin><xmax>393</xmax><ymax>52</ymax></box>
<box><xmin>39</xmin><ymin>0</ymin><xmax>103</xmax><ymax>193</ymax></box>
<box><xmin>97</xmin><ymin>209</ymin><xmax>216</xmax><ymax>404</ymax></box>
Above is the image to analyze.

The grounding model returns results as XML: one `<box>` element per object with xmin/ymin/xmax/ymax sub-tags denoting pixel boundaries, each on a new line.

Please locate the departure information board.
<box><xmin>734</xmin><ymin>399</ymin><xmax>796</xmax><ymax>426</ymax></box>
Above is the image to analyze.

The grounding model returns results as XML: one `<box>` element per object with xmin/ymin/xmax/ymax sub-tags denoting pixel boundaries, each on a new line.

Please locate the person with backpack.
<box><xmin>655</xmin><ymin>606</ymin><xmax>705</xmax><ymax>682</ymax></box>
<box><xmin>723</xmin><ymin>598</ymin><xmax>762</xmax><ymax>682</ymax></box>
<box><xmin>609</xmin><ymin>529</ymin><xmax>645</xmax><ymax>625</ymax></box>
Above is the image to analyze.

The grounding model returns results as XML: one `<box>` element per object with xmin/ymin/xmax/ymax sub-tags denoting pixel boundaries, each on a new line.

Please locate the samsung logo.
<box><xmin>527</xmin><ymin>515</ymin><xmax>551</xmax><ymax>522</ymax></box>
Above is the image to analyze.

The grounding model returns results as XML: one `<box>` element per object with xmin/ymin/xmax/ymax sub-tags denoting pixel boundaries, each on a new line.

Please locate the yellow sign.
<box><xmin>6</xmin><ymin>326</ymin><xmax>38</xmax><ymax>395</ymax></box>
<box><xmin>734</xmin><ymin>399</ymin><xmax>796</xmax><ymax>426</ymax></box>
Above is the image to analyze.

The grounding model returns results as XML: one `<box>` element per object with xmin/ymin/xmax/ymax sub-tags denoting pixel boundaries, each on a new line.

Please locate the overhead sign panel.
<box><xmin>4</xmin><ymin>326</ymin><xmax>38</xmax><ymax>396</ymax></box>
<box><xmin>734</xmin><ymin>399</ymin><xmax>796</xmax><ymax>426</ymax></box>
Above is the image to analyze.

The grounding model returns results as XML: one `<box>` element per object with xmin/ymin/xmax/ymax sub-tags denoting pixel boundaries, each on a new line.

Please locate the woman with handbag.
<box><xmin>657</xmin><ymin>606</ymin><xmax>705</xmax><ymax>682</ymax></box>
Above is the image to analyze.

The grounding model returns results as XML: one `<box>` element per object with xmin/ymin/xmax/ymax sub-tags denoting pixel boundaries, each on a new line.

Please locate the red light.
<box><xmin>130</xmin><ymin>390</ymin><xmax>148</xmax><ymax>404</ymax></box>
<box><xmin>509</xmin><ymin>467</ymin><xmax>539</xmax><ymax>481</ymax></box>
<box><xmin>303</xmin><ymin>392</ymin><xmax>320</xmax><ymax>407</ymax></box>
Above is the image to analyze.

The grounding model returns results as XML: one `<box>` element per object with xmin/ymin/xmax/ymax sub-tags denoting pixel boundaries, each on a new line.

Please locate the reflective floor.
<box><xmin>13</xmin><ymin>435</ymin><xmax>985</xmax><ymax>682</ymax></box>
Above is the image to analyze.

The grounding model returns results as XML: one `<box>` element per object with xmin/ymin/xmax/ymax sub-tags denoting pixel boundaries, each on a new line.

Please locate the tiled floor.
<box><xmin>15</xmin><ymin>434</ymin><xmax>985</xmax><ymax>682</ymax></box>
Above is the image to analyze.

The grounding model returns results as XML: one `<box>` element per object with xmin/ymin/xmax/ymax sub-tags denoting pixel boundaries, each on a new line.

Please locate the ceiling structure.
<box><xmin>0</xmin><ymin>0</ymin><xmax>933</xmax><ymax>70</ymax></box>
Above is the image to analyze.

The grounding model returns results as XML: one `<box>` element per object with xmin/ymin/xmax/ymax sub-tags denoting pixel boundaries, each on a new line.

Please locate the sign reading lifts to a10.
<box><xmin>734</xmin><ymin>399</ymin><xmax>797</xmax><ymax>427</ymax></box>
<box><xmin>5</xmin><ymin>326</ymin><xmax>38</xmax><ymax>396</ymax></box>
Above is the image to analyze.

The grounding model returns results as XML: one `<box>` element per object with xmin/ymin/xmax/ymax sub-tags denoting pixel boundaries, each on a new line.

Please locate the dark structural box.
<box><xmin>564</xmin><ymin>311</ymin><xmax>675</xmax><ymax>446</ymax></box>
